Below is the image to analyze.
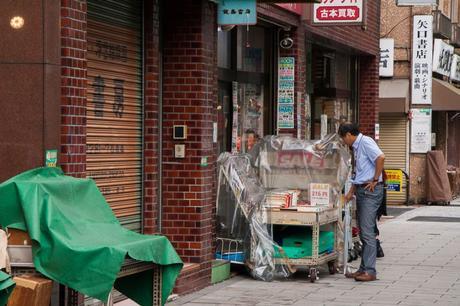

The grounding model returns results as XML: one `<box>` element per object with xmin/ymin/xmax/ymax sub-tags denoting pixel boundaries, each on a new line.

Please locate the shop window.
<box><xmin>217</xmin><ymin>25</ymin><xmax>275</xmax><ymax>153</ymax></box>
<box><xmin>237</xmin><ymin>26</ymin><xmax>265</xmax><ymax>73</ymax></box>
<box><xmin>218</xmin><ymin>28</ymin><xmax>232</xmax><ymax>69</ymax></box>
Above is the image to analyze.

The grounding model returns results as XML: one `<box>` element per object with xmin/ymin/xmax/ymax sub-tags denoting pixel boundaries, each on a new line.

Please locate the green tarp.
<box><xmin>0</xmin><ymin>271</ymin><xmax>15</xmax><ymax>306</ymax></box>
<box><xmin>0</xmin><ymin>167</ymin><xmax>183</xmax><ymax>305</ymax></box>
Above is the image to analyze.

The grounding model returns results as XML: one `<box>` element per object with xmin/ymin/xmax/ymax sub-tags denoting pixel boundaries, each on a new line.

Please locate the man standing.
<box><xmin>340</xmin><ymin>123</ymin><xmax>385</xmax><ymax>282</ymax></box>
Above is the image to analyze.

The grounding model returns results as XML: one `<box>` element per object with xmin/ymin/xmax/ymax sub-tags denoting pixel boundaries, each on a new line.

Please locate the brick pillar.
<box><xmin>60</xmin><ymin>0</ymin><xmax>87</xmax><ymax>178</ymax></box>
<box><xmin>162</xmin><ymin>0</ymin><xmax>217</xmax><ymax>293</ymax></box>
<box><xmin>143</xmin><ymin>0</ymin><xmax>160</xmax><ymax>235</ymax></box>
<box><xmin>359</xmin><ymin>56</ymin><xmax>379</xmax><ymax>138</ymax></box>
<box><xmin>279</xmin><ymin>26</ymin><xmax>306</xmax><ymax>138</ymax></box>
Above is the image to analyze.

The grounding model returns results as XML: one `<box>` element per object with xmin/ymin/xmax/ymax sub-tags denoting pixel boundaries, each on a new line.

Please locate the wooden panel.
<box><xmin>86</xmin><ymin>0</ymin><xmax>142</xmax><ymax>232</ymax></box>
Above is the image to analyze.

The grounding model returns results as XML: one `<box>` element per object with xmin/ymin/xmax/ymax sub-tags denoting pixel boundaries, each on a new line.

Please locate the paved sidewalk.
<box><xmin>166</xmin><ymin>206</ymin><xmax>460</xmax><ymax>306</ymax></box>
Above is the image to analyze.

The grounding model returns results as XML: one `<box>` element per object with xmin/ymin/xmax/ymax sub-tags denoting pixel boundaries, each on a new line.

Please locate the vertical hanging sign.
<box><xmin>411</xmin><ymin>15</ymin><xmax>433</xmax><ymax>105</ymax></box>
<box><xmin>379</xmin><ymin>38</ymin><xmax>394</xmax><ymax>77</ymax></box>
<box><xmin>278</xmin><ymin>57</ymin><xmax>295</xmax><ymax>129</ymax></box>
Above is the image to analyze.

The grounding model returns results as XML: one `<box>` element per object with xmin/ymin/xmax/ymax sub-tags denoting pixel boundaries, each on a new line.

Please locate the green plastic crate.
<box><xmin>274</xmin><ymin>231</ymin><xmax>334</xmax><ymax>259</ymax></box>
<box><xmin>211</xmin><ymin>260</ymin><xmax>230</xmax><ymax>284</ymax></box>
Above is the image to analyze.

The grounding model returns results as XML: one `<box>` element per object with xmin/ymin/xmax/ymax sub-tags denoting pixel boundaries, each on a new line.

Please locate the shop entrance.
<box><xmin>217</xmin><ymin>24</ymin><xmax>276</xmax><ymax>154</ymax></box>
<box><xmin>310</xmin><ymin>46</ymin><xmax>358</xmax><ymax>139</ymax></box>
<box><xmin>86</xmin><ymin>0</ymin><xmax>143</xmax><ymax>233</ymax></box>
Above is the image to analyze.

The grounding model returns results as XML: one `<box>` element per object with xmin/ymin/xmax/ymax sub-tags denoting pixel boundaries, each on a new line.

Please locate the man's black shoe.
<box><xmin>376</xmin><ymin>239</ymin><xmax>384</xmax><ymax>258</ymax></box>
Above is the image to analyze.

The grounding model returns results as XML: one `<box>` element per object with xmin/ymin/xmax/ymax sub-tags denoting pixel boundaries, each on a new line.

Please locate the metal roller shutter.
<box><xmin>87</xmin><ymin>0</ymin><xmax>143</xmax><ymax>232</ymax></box>
<box><xmin>379</xmin><ymin>114</ymin><xmax>408</xmax><ymax>205</ymax></box>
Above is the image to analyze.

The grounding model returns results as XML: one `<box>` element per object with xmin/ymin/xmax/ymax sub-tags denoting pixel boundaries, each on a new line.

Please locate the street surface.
<box><xmin>166</xmin><ymin>203</ymin><xmax>460</xmax><ymax>306</ymax></box>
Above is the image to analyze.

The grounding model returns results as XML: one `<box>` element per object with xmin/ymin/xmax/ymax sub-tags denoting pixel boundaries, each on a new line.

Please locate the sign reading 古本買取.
<box><xmin>411</xmin><ymin>15</ymin><xmax>433</xmax><ymax>105</ymax></box>
<box><xmin>313</xmin><ymin>0</ymin><xmax>363</xmax><ymax>24</ymax></box>
<box><xmin>218</xmin><ymin>0</ymin><xmax>257</xmax><ymax>25</ymax></box>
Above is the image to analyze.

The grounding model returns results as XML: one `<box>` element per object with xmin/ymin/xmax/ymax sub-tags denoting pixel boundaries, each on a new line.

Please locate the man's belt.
<box><xmin>354</xmin><ymin>182</ymin><xmax>383</xmax><ymax>188</ymax></box>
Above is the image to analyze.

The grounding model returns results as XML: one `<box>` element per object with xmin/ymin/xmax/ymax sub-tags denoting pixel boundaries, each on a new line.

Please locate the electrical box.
<box><xmin>173</xmin><ymin>125</ymin><xmax>187</xmax><ymax>140</ymax></box>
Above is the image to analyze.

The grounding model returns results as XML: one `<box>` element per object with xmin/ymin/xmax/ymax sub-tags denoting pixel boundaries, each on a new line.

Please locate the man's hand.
<box><xmin>365</xmin><ymin>181</ymin><xmax>378</xmax><ymax>192</ymax></box>
<box><xmin>344</xmin><ymin>190</ymin><xmax>354</xmax><ymax>203</ymax></box>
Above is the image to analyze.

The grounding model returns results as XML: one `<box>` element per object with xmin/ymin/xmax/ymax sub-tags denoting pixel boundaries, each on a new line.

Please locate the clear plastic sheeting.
<box><xmin>255</xmin><ymin>134</ymin><xmax>350</xmax><ymax>208</ymax></box>
<box><xmin>216</xmin><ymin>153</ymin><xmax>290</xmax><ymax>281</ymax></box>
<box><xmin>216</xmin><ymin>134</ymin><xmax>352</xmax><ymax>280</ymax></box>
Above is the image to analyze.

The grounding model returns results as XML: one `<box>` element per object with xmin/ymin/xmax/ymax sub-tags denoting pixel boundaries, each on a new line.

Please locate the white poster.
<box><xmin>432</xmin><ymin>39</ymin><xmax>454</xmax><ymax>77</ymax></box>
<box><xmin>379</xmin><ymin>38</ymin><xmax>394</xmax><ymax>77</ymax></box>
<box><xmin>278</xmin><ymin>105</ymin><xmax>294</xmax><ymax>129</ymax></box>
<box><xmin>297</xmin><ymin>92</ymin><xmax>302</xmax><ymax>139</ymax></box>
<box><xmin>310</xmin><ymin>183</ymin><xmax>330</xmax><ymax>206</ymax></box>
<box><xmin>231</xmin><ymin>82</ymin><xmax>239</xmax><ymax>153</ymax></box>
<box><xmin>450</xmin><ymin>54</ymin><xmax>460</xmax><ymax>82</ymax></box>
<box><xmin>313</xmin><ymin>0</ymin><xmax>363</xmax><ymax>24</ymax></box>
<box><xmin>411</xmin><ymin>15</ymin><xmax>433</xmax><ymax>105</ymax></box>
<box><xmin>278</xmin><ymin>57</ymin><xmax>295</xmax><ymax>130</ymax></box>
<box><xmin>411</xmin><ymin>108</ymin><xmax>432</xmax><ymax>153</ymax></box>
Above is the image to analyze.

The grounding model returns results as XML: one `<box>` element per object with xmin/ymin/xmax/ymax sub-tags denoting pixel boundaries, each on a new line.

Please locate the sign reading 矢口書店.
<box><xmin>410</xmin><ymin>108</ymin><xmax>432</xmax><ymax>153</ymax></box>
<box><xmin>451</xmin><ymin>54</ymin><xmax>460</xmax><ymax>82</ymax></box>
<box><xmin>217</xmin><ymin>0</ymin><xmax>257</xmax><ymax>25</ymax></box>
<box><xmin>313</xmin><ymin>0</ymin><xmax>363</xmax><ymax>24</ymax></box>
<box><xmin>379</xmin><ymin>38</ymin><xmax>394</xmax><ymax>77</ymax></box>
<box><xmin>432</xmin><ymin>39</ymin><xmax>454</xmax><ymax>77</ymax></box>
<box><xmin>411</xmin><ymin>15</ymin><xmax>433</xmax><ymax>105</ymax></box>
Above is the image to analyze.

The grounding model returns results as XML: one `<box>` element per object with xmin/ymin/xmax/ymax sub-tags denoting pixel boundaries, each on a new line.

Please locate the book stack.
<box><xmin>265</xmin><ymin>190</ymin><xmax>300</xmax><ymax>209</ymax></box>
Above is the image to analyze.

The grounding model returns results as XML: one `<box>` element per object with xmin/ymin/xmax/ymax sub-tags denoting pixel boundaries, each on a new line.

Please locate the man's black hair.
<box><xmin>338</xmin><ymin>122</ymin><xmax>360</xmax><ymax>137</ymax></box>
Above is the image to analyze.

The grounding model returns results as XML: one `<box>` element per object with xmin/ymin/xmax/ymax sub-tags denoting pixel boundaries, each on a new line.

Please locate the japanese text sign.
<box><xmin>45</xmin><ymin>150</ymin><xmax>58</xmax><ymax>167</ymax></box>
<box><xmin>310</xmin><ymin>183</ymin><xmax>330</xmax><ymax>206</ymax></box>
<box><xmin>278</xmin><ymin>57</ymin><xmax>295</xmax><ymax>129</ymax></box>
<box><xmin>313</xmin><ymin>0</ymin><xmax>363</xmax><ymax>24</ymax></box>
<box><xmin>451</xmin><ymin>54</ymin><xmax>460</xmax><ymax>82</ymax></box>
<box><xmin>384</xmin><ymin>169</ymin><xmax>403</xmax><ymax>193</ymax></box>
<box><xmin>432</xmin><ymin>39</ymin><xmax>454</xmax><ymax>77</ymax></box>
<box><xmin>379</xmin><ymin>39</ymin><xmax>394</xmax><ymax>77</ymax></box>
<box><xmin>275</xmin><ymin>3</ymin><xmax>304</xmax><ymax>15</ymax></box>
<box><xmin>410</xmin><ymin>108</ymin><xmax>432</xmax><ymax>153</ymax></box>
<box><xmin>218</xmin><ymin>0</ymin><xmax>257</xmax><ymax>25</ymax></box>
<box><xmin>411</xmin><ymin>15</ymin><xmax>433</xmax><ymax>105</ymax></box>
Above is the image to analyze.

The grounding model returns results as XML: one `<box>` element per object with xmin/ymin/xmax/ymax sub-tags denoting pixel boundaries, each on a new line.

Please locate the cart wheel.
<box><xmin>309</xmin><ymin>268</ymin><xmax>317</xmax><ymax>283</ymax></box>
<box><xmin>328</xmin><ymin>261</ymin><xmax>337</xmax><ymax>275</ymax></box>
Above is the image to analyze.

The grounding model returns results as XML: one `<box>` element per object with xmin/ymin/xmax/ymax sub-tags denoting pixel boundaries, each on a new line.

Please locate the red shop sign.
<box><xmin>313</xmin><ymin>0</ymin><xmax>363</xmax><ymax>24</ymax></box>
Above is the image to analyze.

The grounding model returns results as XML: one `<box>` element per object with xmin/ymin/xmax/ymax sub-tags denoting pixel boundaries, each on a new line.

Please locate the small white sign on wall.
<box><xmin>380</xmin><ymin>39</ymin><xmax>394</xmax><ymax>77</ymax></box>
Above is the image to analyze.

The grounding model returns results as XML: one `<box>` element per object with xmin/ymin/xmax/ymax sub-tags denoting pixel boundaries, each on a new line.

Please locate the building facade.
<box><xmin>0</xmin><ymin>0</ymin><xmax>380</xmax><ymax>301</ymax></box>
<box><xmin>379</xmin><ymin>0</ymin><xmax>460</xmax><ymax>204</ymax></box>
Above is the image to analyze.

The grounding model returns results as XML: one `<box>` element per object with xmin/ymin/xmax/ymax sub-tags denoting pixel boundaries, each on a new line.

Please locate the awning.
<box><xmin>432</xmin><ymin>78</ymin><xmax>460</xmax><ymax>111</ymax></box>
<box><xmin>379</xmin><ymin>79</ymin><xmax>409</xmax><ymax>113</ymax></box>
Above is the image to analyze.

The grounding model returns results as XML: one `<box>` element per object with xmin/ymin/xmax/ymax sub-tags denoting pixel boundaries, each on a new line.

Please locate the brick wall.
<box><xmin>161</xmin><ymin>0</ymin><xmax>218</xmax><ymax>292</ymax></box>
<box><xmin>143</xmin><ymin>0</ymin><xmax>160</xmax><ymax>235</ymax></box>
<box><xmin>359</xmin><ymin>56</ymin><xmax>380</xmax><ymax>138</ymax></box>
<box><xmin>60</xmin><ymin>0</ymin><xmax>87</xmax><ymax>178</ymax></box>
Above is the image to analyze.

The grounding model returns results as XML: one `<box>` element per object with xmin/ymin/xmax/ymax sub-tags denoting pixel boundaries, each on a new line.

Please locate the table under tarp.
<box><xmin>0</xmin><ymin>167</ymin><xmax>183</xmax><ymax>306</ymax></box>
<box><xmin>0</xmin><ymin>271</ymin><xmax>15</xmax><ymax>306</ymax></box>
